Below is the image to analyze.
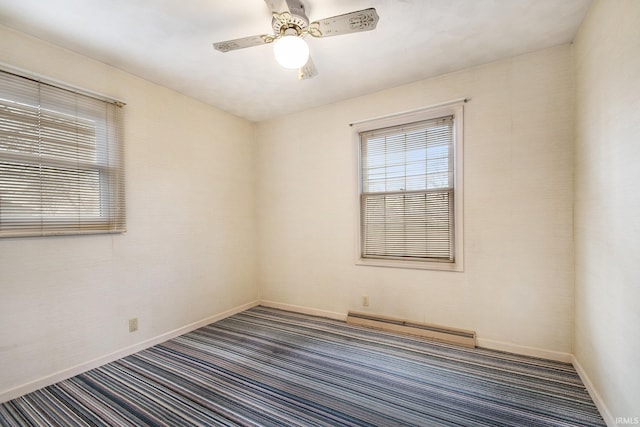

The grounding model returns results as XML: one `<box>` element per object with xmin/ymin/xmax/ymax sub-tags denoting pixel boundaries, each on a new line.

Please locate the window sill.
<box><xmin>356</xmin><ymin>257</ymin><xmax>463</xmax><ymax>272</ymax></box>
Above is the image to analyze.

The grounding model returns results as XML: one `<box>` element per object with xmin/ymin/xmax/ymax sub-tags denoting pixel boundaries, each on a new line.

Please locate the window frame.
<box><xmin>353</xmin><ymin>102</ymin><xmax>464</xmax><ymax>271</ymax></box>
<box><xmin>0</xmin><ymin>67</ymin><xmax>126</xmax><ymax>238</ymax></box>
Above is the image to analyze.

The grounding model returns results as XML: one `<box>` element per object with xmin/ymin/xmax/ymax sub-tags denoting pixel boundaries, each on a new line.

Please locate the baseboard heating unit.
<box><xmin>347</xmin><ymin>311</ymin><xmax>476</xmax><ymax>348</ymax></box>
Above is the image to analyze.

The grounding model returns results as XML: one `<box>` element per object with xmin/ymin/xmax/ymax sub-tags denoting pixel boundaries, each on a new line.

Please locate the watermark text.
<box><xmin>616</xmin><ymin>417</ymin><xmax>640</xmax><ymax>425</ymax></box>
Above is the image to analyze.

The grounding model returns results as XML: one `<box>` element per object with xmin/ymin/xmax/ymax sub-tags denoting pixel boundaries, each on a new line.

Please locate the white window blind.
<box><xmin>360</xmin><ymin>115</ymin><xmax>455</xmax><ymax>262</ymax></box>
<box><xmin>0</xmin><ymin>69</ymin><xmax>125</xmax><ymax>237</ymax></box>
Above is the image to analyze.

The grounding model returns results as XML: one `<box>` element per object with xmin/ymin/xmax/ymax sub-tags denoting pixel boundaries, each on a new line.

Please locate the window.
<box><xmin>356</xmin><ymin>103</ymin><xmax>463</xmax><ymax>271</ymax></box>
<box><xmin>0</xmin><ymin>68</ymin><xmax>125</xmax><ymax>238</ymax></box>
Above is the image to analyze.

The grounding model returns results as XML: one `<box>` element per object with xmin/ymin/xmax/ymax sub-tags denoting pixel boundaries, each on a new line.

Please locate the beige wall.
<box><xmin>573</xmin><ymin>0</ymin><xmax>640</xmax><ymax>422</ymax></box>
<box><xmin>257</xmin><ymin>45</ymin><xmax>575</xmax><ymax>356</ymax></box>
<box><xmin>0</xmin><ymin>26</ymin><xmax>259</xmax><ymax>399</ymax></box>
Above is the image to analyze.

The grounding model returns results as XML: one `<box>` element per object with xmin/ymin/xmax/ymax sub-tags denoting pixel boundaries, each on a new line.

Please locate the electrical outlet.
<box><xmin>362</xmin><ymin>295</ymin><xmax>369</xmax><ymax>307</ymax></box>
<box><xmin>128</xmin><ymin>318</ymin><xmax>138</xmax><ymax>332</ymax></box>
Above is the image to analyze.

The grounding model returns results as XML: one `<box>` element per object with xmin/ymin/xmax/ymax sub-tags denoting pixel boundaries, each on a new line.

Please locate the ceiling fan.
<box><xmin>213</xmin><ymin>0</ymin><xmax>379</xmax><ymax>80</ymax></box>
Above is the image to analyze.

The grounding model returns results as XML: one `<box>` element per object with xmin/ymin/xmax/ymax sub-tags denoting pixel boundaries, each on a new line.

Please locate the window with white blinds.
<box><xmin>0</xmin><ymin>69</ymin><xmax>125</xmax><ymax>238</ymax></box>
<box><xmin>359</xmin><ymin>111</ymin><xmax>460</xmax><ymax>266</ymax></box>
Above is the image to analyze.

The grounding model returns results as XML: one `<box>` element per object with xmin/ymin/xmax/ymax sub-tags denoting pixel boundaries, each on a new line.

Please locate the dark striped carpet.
<box><xmin>1</xmin><ymin>306</ymin><xmax>604</xmax><ymax>426</ymax></box>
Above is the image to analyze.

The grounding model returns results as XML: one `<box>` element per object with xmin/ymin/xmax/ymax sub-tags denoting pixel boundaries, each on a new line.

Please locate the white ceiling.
<box><xmin>0</xmin><ymin>0</ymin><xmax>591</xmax><ymax>122</ymax></box>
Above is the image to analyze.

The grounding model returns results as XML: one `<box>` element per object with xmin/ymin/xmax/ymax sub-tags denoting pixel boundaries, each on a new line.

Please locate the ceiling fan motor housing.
<box><xmin>272</xmin><ymin>0</ymin><xmax>309</xmax><ymax>36</ymax></box>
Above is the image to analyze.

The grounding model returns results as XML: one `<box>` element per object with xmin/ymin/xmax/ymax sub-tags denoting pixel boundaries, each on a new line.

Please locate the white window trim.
<box><xmin>352</xmin><ymin>102</ymin><xmax>464</xmax><ymax>272</ymax></box>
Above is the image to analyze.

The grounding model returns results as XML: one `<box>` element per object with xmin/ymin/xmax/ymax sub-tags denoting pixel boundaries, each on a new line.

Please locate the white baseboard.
<box><xmin>258</xmin><ymin>303</ymin><xmax>575</xmax><ymax>363</ymax></box>
<box><xmin>571</xmin><ymin>355</ymin><xmax>615</xmax><ymax>427</ymax></box>
<box><xmin>259</xmin><ymin>300</ymin><xmax>347</xmax><ymax>321</ymax></box>
<box><xmin>0</xmin><ymin>300</ymin><xmax>260</xmax><ymax>404</ymax></box>
<box><xmin>476</xmin><ymin>338</ymin><xmax>573</xmax><ymax>363</ymax></box>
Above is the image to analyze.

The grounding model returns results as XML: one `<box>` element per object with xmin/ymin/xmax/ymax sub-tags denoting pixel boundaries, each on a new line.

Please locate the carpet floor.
<box><xmin>0</xmin><ymin>306</ymin><xmax>605</xmax><ymax>426</ymax></box>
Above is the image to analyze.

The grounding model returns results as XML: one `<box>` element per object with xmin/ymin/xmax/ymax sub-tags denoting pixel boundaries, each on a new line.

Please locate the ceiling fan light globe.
<box><xmin>274</xmin><ymin>36</ymin><xmax>309</xmax><ymax>69</ymax></box>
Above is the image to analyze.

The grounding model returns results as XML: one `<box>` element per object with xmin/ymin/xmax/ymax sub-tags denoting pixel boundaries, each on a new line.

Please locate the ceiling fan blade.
<box><xmin>265</xmin><ymin>0</ymin><xmax>306</xmax><ymax>17</ymax></box>
<box><xmin>308</xmin><ymin>8</ymin><xmax>379</xmax><ymax>38</ymax></box>
<box><xmin>264</xmin><ymin>0</ymin><xmax>288</xmax><ymax>14</ymax></box>
<box><xmin>213</xmin><ymin>35</ymin><xmax>275</xmax><ymax>53</ymax></box>
<box><xmin>284</xmin><ymin>0</ymin><xmax>308</xmax><ymax>22</ymax></box>
<box><xmin>298</xmin><ymin>56</ymin><xmax>318</xmax><ymax>80</ymax></box>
